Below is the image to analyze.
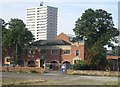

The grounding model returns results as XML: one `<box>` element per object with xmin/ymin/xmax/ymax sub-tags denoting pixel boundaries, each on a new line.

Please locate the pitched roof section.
<box><xmin>55</xmin><ymin>33</ymin><xmax>70</xmax><ymax>41</ymax></box>
<box><xmin>32</xmin><ymin>40</ymin><xmax>71</xmax><ymax>46</ymax></box>
<box><xmin>55</xmin><ymin>32</ymin><xmax>72</xmax><ymax>44</ymax></box>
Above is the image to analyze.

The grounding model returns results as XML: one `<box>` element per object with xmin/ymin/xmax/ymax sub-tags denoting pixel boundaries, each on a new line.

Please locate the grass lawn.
<box><xmin>2</xmin><ymin>77</ymin><xmax>47</xmax><ymax>86</ymax></box>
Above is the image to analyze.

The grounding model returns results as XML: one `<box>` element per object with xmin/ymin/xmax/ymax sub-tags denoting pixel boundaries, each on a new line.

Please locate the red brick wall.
<box><xmin>45</xmin><ymin>49</ymin><xmax>60</xmax><ymax>63</ymax></box>
<box><xmin>55</xmin><ymin>32</ymin><xmax>85</xmax><ymax>64</ymax></box>
<box><xmin>62</xmin><ymin>44</ymin><xmax>85</xmax><ymax>64</ymax></box>
<box><xmin>23</xmin><ymin>44</ymin><xmax>84</xmax><ymax>65</ymax></box>
<box><xmin>25</xmin><ymin>45</ymin><xmax>84</xmax><ymax>64</ymax></box>
<box><xmin>38</xmin><ymin>44</ymin><xmax>85</xmax><ymax>64</ymax></box>
<box><xmin>23</xmin><ymin>33</ymin><xmax>85</xmax><ymax>65</ymax></box>
<box><xmin>23</xmin><ymin>49</ymin><xmax>39</xmax><ymax>64</ymax></box>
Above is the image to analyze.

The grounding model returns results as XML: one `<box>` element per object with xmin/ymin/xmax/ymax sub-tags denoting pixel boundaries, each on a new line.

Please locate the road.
<box><xmin>2</xmin><ymin>71</ymin><xmax>119</xmax><ymax>85</ymax></box>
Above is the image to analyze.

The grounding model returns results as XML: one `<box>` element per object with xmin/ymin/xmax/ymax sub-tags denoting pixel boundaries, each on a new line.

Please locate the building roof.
<box><xmin>32</xmin><ymin>40</ymin><xmax>71</xmax><ymax>46</ymax></box>
<box><xmin>107</xmin><ymin>56</ymin><xmax>120</xmax><ymax>60</ymax></box>
<box><xmin>55</xmin><ymin>32</ymin><xmax>70</xmax><ymax>43</ymax></box>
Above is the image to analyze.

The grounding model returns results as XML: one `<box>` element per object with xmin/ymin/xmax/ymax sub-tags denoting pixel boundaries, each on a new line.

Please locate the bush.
<box><xmin>73</xmin><ymin>60</ymin><xmax>86</xmax><ymax>70</ymax></box>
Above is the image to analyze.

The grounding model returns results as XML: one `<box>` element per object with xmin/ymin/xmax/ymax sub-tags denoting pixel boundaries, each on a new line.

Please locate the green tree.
<box><xmin>2</xmin><ymin>18</ymin><xmax>34</xmax><ymax>65</ymax></box>
<box><xmin>2</xmin><ymin>19</ymin><xmax>9</xmax><ymax>65</ymax></box>
<box><xmin>73</xmin><ymin>9</ymin><xmax>119</xmax><ymax>69</ymax></box>
<box><xmin>1</xmin><ymin>19</ymin><xmax>8</xmax><ymax>47</ymax></box>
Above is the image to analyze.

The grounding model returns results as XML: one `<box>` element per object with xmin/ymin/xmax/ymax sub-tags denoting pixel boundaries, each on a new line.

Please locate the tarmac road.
<box><xmin>2</xmin><ymin>71</ymin><xmax>119</xmax><ymax>85</ymax></box>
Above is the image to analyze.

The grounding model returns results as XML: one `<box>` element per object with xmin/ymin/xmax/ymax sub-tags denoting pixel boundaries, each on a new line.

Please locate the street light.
<box><xmin>15</xmin><ymin>43</ymin><xmax>17</xmax><ymax>58</ymax></box>
<box><xmin>59</xmin><ymin>46</ymin><xmax>62</xmax><ymax>70</ymax></box>
<box><xmin>15</xmin><ymin>42</ymin><xmax>18</xmax><ymax>66</ymax></box>
<box><xmin>12</xmin><ymin>42</ymin><xmax>18</xmax><ymax>66</ymax></box>
<box><xmin>41</xmin><ymin>55</ymin><xmax>46</xmax><ymax>70</ymax></box>
<box><xmin>117</xmin><ymin>46</ymin><xmax>119</xmax><ymax>71</ymax></box>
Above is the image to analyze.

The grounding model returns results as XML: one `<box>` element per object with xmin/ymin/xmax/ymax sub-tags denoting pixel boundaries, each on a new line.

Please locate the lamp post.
<box><xmin>41</xmin><ymin>55</ymin><xmax>46</xmax><ymax>70</ymax></box>
<box><xmin>44</xmin><ymin>56</ymin><xmax>46</xmax><ymax>70</ymax></box>
<box><xmin>59</xmin><ymin>46</ymin><xmax>62</xmax><ymax>70</ymax></box>
<box><xmin>15</xmin><ymin>42</ymin><xmax>18</xmax><ymax>66</ymax></box>
<box><xmin>13</xmin><ymin>42</ymin><xmax>18</xmax><ymax>65</ymax></box>
<box><xmin>117</xmin><ymin>49</ymin><xmax>119</xmax><ymax>71</ymax></box>
<box><xmin>16</xmin><ymin>43</ymin><xmax>17</xmax><ymax>58</ymax></box>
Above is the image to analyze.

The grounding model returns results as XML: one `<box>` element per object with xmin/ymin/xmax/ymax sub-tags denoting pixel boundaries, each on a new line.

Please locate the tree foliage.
<box><xmin>73</xmin><ymin>60</ymin><xmax>86</xmax><ymax>70</ymax></box>
<box><xmin>2</xmin><ymin>18</ymin><xmax>34</xmax><ymax>63</ymax></box>
<box><xmin>73</xmin><ymin>9</ymin><xmax>119</xmax><ymax>69</ymax></box>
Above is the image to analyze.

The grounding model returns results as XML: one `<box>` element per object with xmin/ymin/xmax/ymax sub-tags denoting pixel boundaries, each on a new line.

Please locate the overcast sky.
<box><xmin>0</xmin><ymin>0</ymin><xmax>119</xmax><ymax>35</ymax></box>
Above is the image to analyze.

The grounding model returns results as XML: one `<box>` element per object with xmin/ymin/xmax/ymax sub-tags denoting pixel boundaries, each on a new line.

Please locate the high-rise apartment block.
<box><xmin>26</xmin><ymin>5</ymin><xmax>58</xmax><ymax>41</ymax></box>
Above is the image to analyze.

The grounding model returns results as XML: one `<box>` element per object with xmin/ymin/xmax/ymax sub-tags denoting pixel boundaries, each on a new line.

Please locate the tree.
<box><xmin>2</xmin><ymin>18</ymin><xmax>34</xmax><ymax>64</ymax></box>
<box><xmin>1</xmin><ymin>19</ymin><xmax>8</xmax><ymax>46</ymax></box>
<box><xmin>2</xmin><ymin>19</ymin><xmax>9</xmax><ymax>65</ymax></box>
<box><xmin>73</xmin><ymin>9</ymin><xmax>119</xmax><ymax>69</ymax></box>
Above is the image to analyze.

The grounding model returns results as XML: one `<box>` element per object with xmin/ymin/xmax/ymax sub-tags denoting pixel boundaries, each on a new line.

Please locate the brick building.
<box><xmin>107</xmin><ymin>55</ymin><xmax>120</xmax><ymax>71</ymax></box>
<box><xmin>3</xmin><ymin>32</ymin><xmax>119</xmax><ymax>70</ymax></box>
<box><xmin>22</xmin><ymin>33</ymin><xmax>85</xmax><ymax>69</ymax></box>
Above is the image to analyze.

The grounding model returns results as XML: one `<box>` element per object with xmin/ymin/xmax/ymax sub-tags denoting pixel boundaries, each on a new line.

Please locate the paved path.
<box><xmin>2</xmin><ymin>72</ymin><xmax>119</xmax><ymax>85</ymax></box>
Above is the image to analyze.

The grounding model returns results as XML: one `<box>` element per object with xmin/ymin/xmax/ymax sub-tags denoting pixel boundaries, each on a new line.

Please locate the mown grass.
<box><xmin>2</xmin><ymin>77</ymin><xmax>47</xmax><ymax>86</ymax></box>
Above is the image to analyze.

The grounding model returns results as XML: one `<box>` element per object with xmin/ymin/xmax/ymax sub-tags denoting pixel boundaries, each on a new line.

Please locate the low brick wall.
<box><xmin>0</xmin><ymin>67</ymin><xmax>44</xmax><ymax>73</ymax></box>
<box><xmin>67</xmin><ymin>70</ymin><xmax>119</xmax><ymax>76</ymax></box>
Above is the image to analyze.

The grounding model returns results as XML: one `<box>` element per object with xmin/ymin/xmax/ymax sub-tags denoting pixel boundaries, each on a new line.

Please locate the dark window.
<box><xmin>6</xmin><ymin>58</ymin><xmax>10</xmax><ymax>62</ymax></box>
<box><xmin>64</xmin><ymin>50</ymin><xmax>70</xmax><ymax>54</ymax></box>
<box><xmin>40</xmin><ymin>50</ymin><xmax>46</xmax><ymax>54</ymax></box>
<box><xmin>74</xmin><ymin>60</ymin><xmax>79</xmax><ymax>64</ymax></box>
<box><xmin>29</xmin><ymin>50</ymin><xmax>35</xmax><ymax>54</ymax></box>
<box><xmin>74</xmin><ymin>60</ymin><xmax>77</xmax><ymax>64</ymax></box>
<box><xmin>76</xmin><ymin>50</ymin><xmax>79</xmax><ymax>56</ymax></box>
<box><xmin>51</xmin><ymin>50</ymin><xmax>58</xmax><ymax>55</ymax></box>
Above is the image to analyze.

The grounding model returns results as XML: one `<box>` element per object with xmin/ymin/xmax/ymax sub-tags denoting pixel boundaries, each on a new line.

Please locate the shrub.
<box><xmin>73</xmin><ymin>60</ymin><xmax>86</xmax><ymax>70</ymax></box>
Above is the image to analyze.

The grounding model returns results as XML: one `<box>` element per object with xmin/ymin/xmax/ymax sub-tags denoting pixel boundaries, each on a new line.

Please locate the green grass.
<box><xmin>2</xmin><ymin>77</ymin><xmax>47</xmax><ymax>86</ymax></box>
<box><xmin>2</xmin><ymin>75</ymin><xmax>119</xmax><ymax>86</ymax></box>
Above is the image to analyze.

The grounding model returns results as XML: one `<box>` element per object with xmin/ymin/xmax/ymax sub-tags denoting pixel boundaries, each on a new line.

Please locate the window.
<box><xmin>74</xmin><ymin>60</ymin><xmax>79</xmax><ymax>64</ymax></box>
<box><xmin>29</xmin><ymin>50</ymin><xmax>35</xmax><ymax>54</ymax></box>
<box><xmin>40</xmin><ymin>49</ymin><xmax>46</xmax><ymax>54</ymax></box>
<box><xmin>64</xmin><ymin>50</ymin><xmax>70</xmax><ymax>55</ymax></box>
<box><xmin>6</xmin><ymin>58</ymin><xmax>10</xmax><ymax>62</ymax></box>
<box><xmin>74</xmin><ymin>60</ymin><xmax>77</xmax><ymax>64</ymax></box>
<box><xmin>76</xmin><ymin>50</ymin><xmax>79</xmax><ymax>56</ymax></box>
<box><xmin>51</xmin><ymin>50</ymin><xmax>58</xmax><ymax>55</ymax></box>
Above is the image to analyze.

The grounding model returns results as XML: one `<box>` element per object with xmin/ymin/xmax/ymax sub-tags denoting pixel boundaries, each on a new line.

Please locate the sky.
<box><xmin>0</xmin><ymin>0</ymin><xmax>119</xmax><ymax>35</ymax></box>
